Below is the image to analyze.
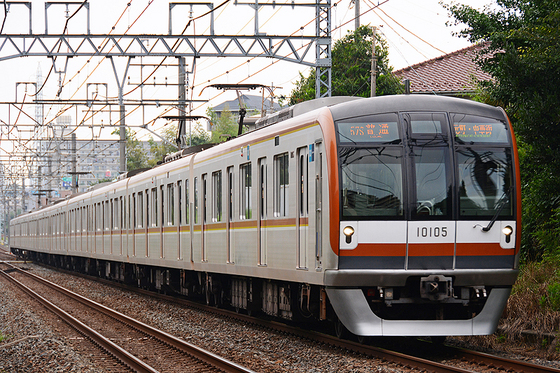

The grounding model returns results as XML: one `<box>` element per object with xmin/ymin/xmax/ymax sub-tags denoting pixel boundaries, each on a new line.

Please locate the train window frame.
<box><xmin>339</xmin><ymin>146</ymin><xmax>405</xmax><ymax>220</ymax></box>
<box><xmin>456</xmin><ymin>147</ymin><xmax>515</xmax><ymax>219</ymax></box>
<box><xmin>212</xmin><ymin>170</ymin><xmax>223</xmax><ymax>222</ymax></box>
<box><xmin>403</xmin><ymin>112</ymin><xmax>450</xmax><ymax>141</ymax></box>
<box><xmin>273</xmin><ymin>153</ymin><xmax>289</xmax><ymax>217</ymax></box>
<box><xmin>185</xmin><ymin>179</ymin><xmax>190</xmax><ymax>225</ymax></box>
<box><xmin>410</xmin><ymin>145</ymin><xmax>453</xmax><ymax>220</ymax></box>
<box><xmin>194</xmin><ymin>177</ymin><xmax>199</xmax><ymax>224</ymax></box>
<box><xmin>151</xmin><ymin>187</ymin><xmax>158</xmax><ymax>228</ymax></box>
<box><xmin>167</xmin><ymin>183</ymin><xmax>175</xmax><ymax>226</ymax></box>
<box><xmin>240</xmin><ymin>163</ymin><xmax>252</xmax><ymax>220</ymax></box>
<box><xmin>177</xmin><ymin>181</ymin><xmax>182</xmax><ymax>225</ymax></box>
<box><xmin>160</xmin><ymin>185</ymin><xmax>165</xmax><ymax>227</ymax></box>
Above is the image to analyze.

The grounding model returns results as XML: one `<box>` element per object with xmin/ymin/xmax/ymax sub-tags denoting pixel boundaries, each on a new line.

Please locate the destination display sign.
<box><xmin>337</xmin><ymin>121</ymin><xmax>400</xmax><ymax>143</ymax></box>
<box><xmin>452</xmin><ymin>115</ymin><xmax>509</xmax><ymax>143</ymax></box>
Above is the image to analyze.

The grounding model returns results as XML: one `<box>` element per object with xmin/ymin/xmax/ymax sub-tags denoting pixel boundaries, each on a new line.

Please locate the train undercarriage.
<box><xmin>12</xmin><ymin>249</ymin><xmax>330</xmax><ymax>326</ymax></box>
<box><xmin>11</xmin><ymin>247</ymin><xmax>500</xmax><ymax>338</ymax></box>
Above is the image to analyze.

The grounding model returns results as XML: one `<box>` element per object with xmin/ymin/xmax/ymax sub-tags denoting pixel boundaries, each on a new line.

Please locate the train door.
<box><xmin>227</xmin><ymin>167</ymin><xmax>234</xmax><ymax>263</ymax></box>
<box><xmin>297</xmin><ymin>146</ymin><xmax>308</xmax><ymax>269</ymax></box>
<box><xmin>257</xmin><ymin>158</ymin><xmax>267</xmax><ymax>266</ymax></box>
<box><xmin>403</xmin><ymin>112</ymin><xmax>454</xmax><ymax>270</ymax></box>
<box><xmin>314</xmin><ymin>143</ymin><xmax>323</xmax><ymax>270</ymax></box>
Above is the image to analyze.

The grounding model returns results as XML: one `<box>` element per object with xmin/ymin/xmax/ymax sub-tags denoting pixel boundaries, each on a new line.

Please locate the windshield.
<box><xmin>457</xmin><ymin>148</ymin><xmax>513</xmax><ymax>217</ymax></box>
<box><xmin>340</xmin><ymin>147</ymin><xmax>403</xmax><ymax>218</ymax></box>
<box><xmin>412</xmin><ymin>146</ymin><xmax>451</xmax><ymax>218</ymax></box>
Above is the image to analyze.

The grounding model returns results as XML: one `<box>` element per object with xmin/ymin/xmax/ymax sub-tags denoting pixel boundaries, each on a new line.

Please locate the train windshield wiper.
<box><xmin>481</xmin><ymin>188</ymin><xmax>511</xmax><ymax>232</ymax></box>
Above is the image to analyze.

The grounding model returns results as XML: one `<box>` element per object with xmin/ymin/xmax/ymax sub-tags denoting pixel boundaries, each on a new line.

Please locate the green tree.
<box><xmin>290</xmin><ymin>25</ymin><xmax>403</xmax><ymax>104</ymax></box>
<box><xmin>444</xmin><ymin>0</ymin><xmax>560</xmax><ymax>260</ymax></box>
<box><xmin>188</xmin><ymin>121</ymin><xmax>212</xmax><ymax>146</ymax></box>
<box><xmin>112</xmin><ymin>128</ymin><xmax>149</xmax><ymax>172</ymax></box>
<box><xmin>147</xmin><ymin>125</ymin><xmax>179</xmax><ymax>167</ymax></box>
<box><xmin>207</xmin><ymin>105</ymin><xmax>240</xmax><ymax>142</ymax></box>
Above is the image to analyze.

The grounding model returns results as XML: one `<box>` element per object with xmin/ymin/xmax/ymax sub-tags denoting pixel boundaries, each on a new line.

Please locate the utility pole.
<box><xmin>370</xmin><ymin>26</ymin><xmax>377</xmax><ymax>97</ymax></box>
<box><xmin>178</xmin><ymin>56</ymin><xmax>187</xmax><ymax>148</ymax></box>
<box><xmin>355</xmin><ymin>0</ymin><xmax>360</xmax><ymax>30</ymax></box>
<box><xmin>71</xmin><ymin>133</ymin><xmax>77</xmax><ymax>194</ymax></box>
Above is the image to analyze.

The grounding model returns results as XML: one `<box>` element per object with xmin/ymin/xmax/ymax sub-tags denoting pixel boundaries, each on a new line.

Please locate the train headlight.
<box><xmin>343</xmin><ymin>226</ymin><xmax>355</xmax><ymax>244</ymax></box>
<box><xmin>502</xmin><ymin>225</ymin><xmax>513</xmax><ymax>243</ymax></box>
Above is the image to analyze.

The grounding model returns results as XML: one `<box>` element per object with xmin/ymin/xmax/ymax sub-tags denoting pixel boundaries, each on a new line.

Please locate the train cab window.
<box><xmin>407</xmin><ymin>112</ymin><xmax>448</xmax><ymax>138</ymax></box>
<box><xmin>457</xmin><ymin>148</ymin><xmax>514</xmax><ymax>218</ymax></box>
<box><xmin>340</xmin><ymin>147</ymin><xmax>404</xmax><ymax>218</ymax></box>
<box><xmin>274</xmin><ymin>153</ymin><xmax>289</xmax><ymax>217</ymax></box>
<box><xmin>240</xmin><ymin>163</ymin><xmax>252</xmax><ymax>219</ymax></box>
<box><xmin>213</xmin><ymin>171</ymin><xmax>222</xmax><ymax>222</ymax></box>
<box><xmin>412</xmin><ymin>147</ymin><xmax>452</xmax><ymax>218</ymax></box>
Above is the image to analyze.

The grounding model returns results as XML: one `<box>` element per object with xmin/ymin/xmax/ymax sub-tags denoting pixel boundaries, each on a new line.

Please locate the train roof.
<box><xmin>328</xmin><ymin>95</ymin><xmax>506</xmax><ymax>121</ymax></box>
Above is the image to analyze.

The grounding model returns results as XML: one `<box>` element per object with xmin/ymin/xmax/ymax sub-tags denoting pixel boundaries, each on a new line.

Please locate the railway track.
<box><xmin>0</xmin><ymin>261</ymin><xmax>254</xmax><ymax>373</ymax></box>
<box><xmin>5</xmin><ymin>260</ymin><xmax>560</xmax><ymax>373</ymax></box>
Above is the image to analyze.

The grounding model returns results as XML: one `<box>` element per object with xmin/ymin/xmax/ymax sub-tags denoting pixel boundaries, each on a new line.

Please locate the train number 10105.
<box><xmin>416</xmin><ymin>226</ymin><xmax>448</xmax><ymax>238</ymax></box>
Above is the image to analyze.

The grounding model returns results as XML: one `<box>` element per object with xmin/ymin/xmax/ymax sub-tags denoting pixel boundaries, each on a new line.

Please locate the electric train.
<box><xmin>10</xmin><ymin>94</ymin><xmax>521</xmax><ymax>337</ymax></box>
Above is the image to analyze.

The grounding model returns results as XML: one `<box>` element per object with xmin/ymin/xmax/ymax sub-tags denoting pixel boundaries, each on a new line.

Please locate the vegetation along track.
<box><xmin>0</xmin><ymin>261</ymin><xmax>254</xmax><ymax>373</ymax></box>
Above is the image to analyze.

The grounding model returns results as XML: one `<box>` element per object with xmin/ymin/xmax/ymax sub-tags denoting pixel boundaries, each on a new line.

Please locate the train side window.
<box><xmin>167</xmin><ymin>183</ymin><xmax>174</xmax><ymax>226</ymax></box>
<box><xmin>138</xmin><ymin>192</ymin><xmax>144</xmax><ymax>228</ymax></box>
<box><xmin>227</xmin><ymin>167</ymin><xmax>234</xmax><ymax>221</ymax></box>
<box><xmin>240</xmin><ymin>163</ymin><xmax>252</xmax><ymax>219</ymax></box>
<box><xmin>194</xmin><ymin>177</ymin><xmax>199</xmax><ymax>224</ymax></box>
<box><xmin>202</xmin><ymin>174</ymin><xmax>207</xmax><ymax>224</ymax></box>
<box><xmin>185</xmin><ymin>179</ymin><xmax>190</xmax><ymax>224</ymax></box>
<box><xmin>106</xmin><ymin>200</ymin><xmax>111</xmax><ymax>231</ymax></box>
<box><xmin>133</xmin><ymin>193</ymin><xmax>137</xmax><ymax>228</ymax></box>
<box><xmin>274</xmin><ymin>153</ymin><xmax>289</xmax><ymax>217</ymax></box>
<box><xmin>152</xmin><ymin>188</ymin><xmax>158</xmax><ymax>227</ymax></box>
<box><xmin>213</xmin><ymin>171</ymin><xmax>222</xmax><ymax>222</ymax></box>
<box><xmin>160</xmin><ymin>185</ymin><xmax>165</xmax><ymax>227</ymax></box>
<box><xmin>120</xmin><ymin>197</ymin><xmax>124</xmax><ymax>230</ymax></box>
<box><xmin>178</xmin><ymin>181</ymin><xmax>182</xmax><ymax>225</ymax></box>
<box><xmin>146</xmin><ymin>190</ymin><xmax>150</xmax><ymax>227</ymax></box>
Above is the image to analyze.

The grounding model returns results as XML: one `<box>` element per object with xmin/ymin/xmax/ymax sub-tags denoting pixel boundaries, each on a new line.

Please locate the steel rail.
<box><xmin>448</xmin><ymin>347</ymin><xmax>560</xmax><ymax>373</ymax></box>
<box><xmin>0</xmin><ymin>265</ymin><xmax>157</xmax><ymax>373</ymax></box>
<box><xmin>22</xmin><ymin>261</ymin><xmax>560</xmax><ymax>373</ymax></box>
<box><xmin>3</xmin><ymin>263</ymin><xmax>255</xmax><ymax>373</ymax></box>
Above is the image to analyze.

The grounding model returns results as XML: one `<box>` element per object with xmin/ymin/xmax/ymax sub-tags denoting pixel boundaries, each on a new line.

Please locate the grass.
<box><xmin>454</xmin><ymin>259</ymin><xmax>560</xmax><ymax>359</ymax></box>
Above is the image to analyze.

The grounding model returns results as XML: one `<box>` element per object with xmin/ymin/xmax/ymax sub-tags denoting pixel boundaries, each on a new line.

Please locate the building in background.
<box><xmin>393</xmin><ymin>44</ymin><xmax>491</xmax><ymax>97</ymax></box>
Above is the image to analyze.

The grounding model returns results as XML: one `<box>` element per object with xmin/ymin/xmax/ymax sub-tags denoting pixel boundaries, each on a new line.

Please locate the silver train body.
<box><xmin>10</xmin><ymin>95</ymin><xmax>522</xmax><ymax>337</ymax></box>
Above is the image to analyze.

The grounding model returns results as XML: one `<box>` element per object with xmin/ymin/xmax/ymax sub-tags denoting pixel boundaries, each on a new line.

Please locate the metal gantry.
<box><xmin>0</xmin><ymin>0</ymin><xmax>333</xmax><ymax>237</ymax></box>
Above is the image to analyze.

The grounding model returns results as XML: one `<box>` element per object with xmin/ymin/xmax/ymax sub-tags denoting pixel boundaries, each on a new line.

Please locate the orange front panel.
<box><xmin>408</xmin><ymin>243</ymin><xmax>454</xmax><ymax>257</ymax></box>
<box><xmin>456</xmin><ymin>242</ymin><xmax>513</xmax><ymax>257</ymax></box>
<box><xmin>339</xmin><ymin>243</ymin><xmax>407</xmax><ymax>257</ymax></box>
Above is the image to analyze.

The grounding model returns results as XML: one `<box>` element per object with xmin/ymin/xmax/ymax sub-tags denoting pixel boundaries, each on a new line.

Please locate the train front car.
<box><xmin>324</xmin><ymin>95</ymin><xmax>521</xmax><ymax>337</ymax></box>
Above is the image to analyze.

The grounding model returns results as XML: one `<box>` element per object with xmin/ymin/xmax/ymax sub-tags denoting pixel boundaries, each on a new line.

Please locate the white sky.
<box><xmin>0</xmin><ymin>0</ymin><xmax>491</xmax><ymax>148</ymax></box>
